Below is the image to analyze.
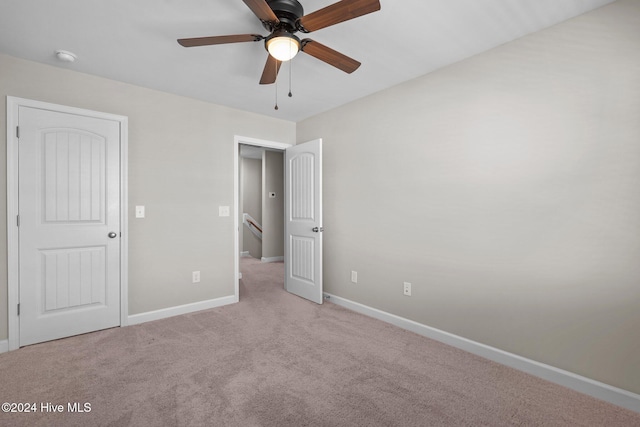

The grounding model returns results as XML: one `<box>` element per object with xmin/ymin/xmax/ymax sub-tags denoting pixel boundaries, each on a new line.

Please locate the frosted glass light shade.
<box><xmin>267</xmin><ymin>36</ymin><xmax>300</xmax><ymax>61</ymax></box>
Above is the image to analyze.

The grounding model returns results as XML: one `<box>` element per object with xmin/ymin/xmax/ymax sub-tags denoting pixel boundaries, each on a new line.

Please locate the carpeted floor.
<box><xmin>1</xmin><ymin>256</ymin><xmax>639</xmax><ymax>426</ymax></box>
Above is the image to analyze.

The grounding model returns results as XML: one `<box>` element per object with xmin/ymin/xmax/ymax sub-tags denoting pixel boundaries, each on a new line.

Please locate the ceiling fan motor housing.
<box><xmin>265</xmin><ymin>0</ymin><xmax>304</xmax><ymax>32</ymax></box>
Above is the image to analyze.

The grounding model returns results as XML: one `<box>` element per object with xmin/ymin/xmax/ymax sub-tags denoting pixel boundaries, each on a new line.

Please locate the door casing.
<box><xmin>6</xmin><ymin>96</ymin><xmax>129</xmax><ymax>350</ymax></box>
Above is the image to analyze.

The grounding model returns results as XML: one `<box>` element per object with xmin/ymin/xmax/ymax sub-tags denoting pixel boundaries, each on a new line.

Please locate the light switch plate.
<box><xmin>219</xmin><ymin>206</ymin><xmax>230</xmax><ymax>217</ymax></box>
<box><xmin>135</xmin><ymin>205</ymin><xmax>145</xmax><ymax>218</ymax></box>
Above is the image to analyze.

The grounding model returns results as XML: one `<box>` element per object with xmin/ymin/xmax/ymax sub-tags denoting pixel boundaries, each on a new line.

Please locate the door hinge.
<box><xmin>17</xmin><ymin>303</ymin><xmax>20</xmax><ymax>316</ymax></box>
<box><xmin>17</xmin><ymin>215</ymin><xmax>20</xmax><ymax>227</ymax></box>
<box><xmin>16</xmin><ymin>126</ymin><xmax>20</xmax><ymax>139</ymax></box>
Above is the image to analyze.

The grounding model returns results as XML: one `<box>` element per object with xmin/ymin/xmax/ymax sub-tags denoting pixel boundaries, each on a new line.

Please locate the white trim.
<box><xmin>324</xmin><ymin>292</ymin><xmax>640</xmax><ymax>414</ymax></box>
<box><xmin>0</xmin><ymin>340</ymin><xmax>8</xmax><ymax>353</ymax></box>
<box><xmin>119</xmin><ymin>116</ymin><xmax>129</xmax><ymax>327</ymax></box>
<box><xmin>261</xmin><ymin>256</ymin><xmax>284</xmax><ymax>263</ymax></box>
<box><xmin>127</xmin><ymin>295</ymin><xmax>236</xmax><ymax>326</ymax></box>
<box><xmin>6</xmin><ymin>96</ymin><xmax>129</xmax><ymax>349</ymax></box>
<box><xmin>6</xmin><ymin>97</ymin><xmax>20</xmax><ymax>351</ymax></box>
<box><xmin>234</xmin><ymin>135</ymin><xmax>291</xmax><ymax>303</ymax></box>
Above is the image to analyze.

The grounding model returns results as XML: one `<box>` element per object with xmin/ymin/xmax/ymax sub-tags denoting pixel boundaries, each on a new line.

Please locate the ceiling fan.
<box><xmin>177</xmin><ymin>0</ymin><xmax>381</xmax><ymax>85</ymax></box>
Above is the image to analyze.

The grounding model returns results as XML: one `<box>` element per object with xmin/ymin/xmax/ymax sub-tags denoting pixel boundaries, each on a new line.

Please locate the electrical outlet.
<box><xmin>351</xmin><ymin>271</ymin><xmax>358</xmax><ymax>283</ymax></box>
<box><xmin>403</xmin><ymin>282</ymin><xmax>412</xmax><ymax>296</ymax></box>
<box><xmin>192</xmin><ymin>271</ymin><xmax>201</xmax><ymax>283</ymax></box>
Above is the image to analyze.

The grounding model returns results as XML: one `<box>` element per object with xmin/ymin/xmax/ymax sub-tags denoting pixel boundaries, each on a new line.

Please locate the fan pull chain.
<box><xmin>288</xmin><ymin>43</ymin><xmax>293</xmax><ymax>98</ymax></box>
<box><xmin>289</xmin><ymin>56</ymin><xmax>293</xmax><ymax>98</ymax></box>
<box><xmin>274</xmin><ymin>87</ymin><xmax>278</xmax><ymax>110</ymax></box>
<box><xmin>274</xmin><ymin>59</ymin><xmax>279</xmax><ymax>110</ymax></box>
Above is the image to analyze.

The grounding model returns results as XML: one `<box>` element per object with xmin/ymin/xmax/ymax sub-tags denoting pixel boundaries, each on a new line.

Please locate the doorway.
<box><xmin>234</xmin><ymin>136</ymin><xmax>324</xmax><ymax>304</ymax></box>
<box><xmin>234</xmin><ymin>136</ymin><xmax>290</xmax><ymax>302</ymax></box>
<box><xmin>239</xmin><ymin>144</ymin><xmax>285</xmax><ymax>263</ymax></box>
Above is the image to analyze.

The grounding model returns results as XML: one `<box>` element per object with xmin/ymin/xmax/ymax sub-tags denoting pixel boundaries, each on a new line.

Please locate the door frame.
<box><xmin>233</xmin><ymin>135</ymin><xmax>291</xmax><ymax>301</ymax></box>
<box><xmin>6</xmin><ymin>96</ymin><xmax>129</xmax><ymax>350</ymax></box>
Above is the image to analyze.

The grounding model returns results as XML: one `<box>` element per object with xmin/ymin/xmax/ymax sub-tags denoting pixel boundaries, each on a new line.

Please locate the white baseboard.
<box><xmin>261</xmin><ymin>256</ymin><xmax>284</xmax><ymax>263</ymax></box>
<box><xmin>240</xmin><ymin>251</ymin><xmax>250</xmax><ymax>257</ymax></box>
<box><xmin>0</xmin><ymin>339</ymin><xmax>8</xmax><ymax>354</ymax></box>
<box><xmin>324</xmin><ymin>293</ymin><xmax>640</xmax><ymax>414</ymax></box>
<box><xmin>127</xmin><ymin>295</ymin><xmax>236</xmax><ymax>326</ymax></box>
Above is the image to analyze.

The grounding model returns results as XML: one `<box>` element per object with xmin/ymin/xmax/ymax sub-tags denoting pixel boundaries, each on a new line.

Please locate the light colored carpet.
<box><xmin>1</xmin><ymin>256</ymin><xmax>639</xmax><ymax>426</ymax></box>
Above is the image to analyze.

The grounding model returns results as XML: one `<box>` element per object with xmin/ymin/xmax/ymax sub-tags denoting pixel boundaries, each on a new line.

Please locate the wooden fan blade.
<box><xmin>298</xmin><ymin>0</ymin><xmax>380</xmax><ymax>32</ymax></box>
<box><xmin>242</xmin><ymin>0</ymin><xmax>279</xmax><ymax>24</ymax></box>
<box><xmin>301</xmin><ymin>39</ymin><xmax>361</xmax><ymax>74</ymax></box>
<box><xmin>260</xmin><ymin>55</ymin><xmax>282</xmax><ymax>85</ymax></box>
<box><xmin>178</xmin><ymin>34</ymin><xmax>262</xmax><ymax>47</ymax></box>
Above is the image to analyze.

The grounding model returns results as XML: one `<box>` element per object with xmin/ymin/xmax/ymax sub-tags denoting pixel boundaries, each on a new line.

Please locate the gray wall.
<box><xmin>297</xmin><ymin>0</ymin><xmax>640</xmax><ymax>395</ymax></box>
<box><xmin>241</xmin><ymin>157</ymin><xmax>263</xmax><ymax>259</ymax></box>
<box><xmin>262</xmin><ymin>151</ymin><xmax>284</xmax><ymax>259</ymax></box>
<box><xmin>0</xmin><ymin>53</ymin><xmax>295</xmax><ymax>337</ymax></box>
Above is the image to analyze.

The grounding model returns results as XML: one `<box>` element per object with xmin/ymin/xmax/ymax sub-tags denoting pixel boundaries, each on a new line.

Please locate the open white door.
<box><xmin>285</xmin><ymin>139</ymin><xmax>323</xmax><ymax>304</ymax></box>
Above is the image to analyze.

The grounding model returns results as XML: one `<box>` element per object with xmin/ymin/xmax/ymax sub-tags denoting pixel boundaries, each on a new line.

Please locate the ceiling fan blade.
<box><xmin>178</xmin><ymin>34</ymin><xmax>262</xmax><ymax>47</ymax></box>
<box><xmin>301</xmin><ymin>39</ymin><xmax>361</xmax><ymax>74</ymax></box>
<box><xmin>298</xmin><ymin>0</ymin><xmax>380</xmax><ymax>32</ymax></box>
<box><xmin>260</xmin><ymin>54</ymin><xmax>282</xmax><ymax>85</ymax></box>
<box><xmin>242</xmin><ymin>0</ymin><xmax>279</xmax><ymax>24</ymax></box>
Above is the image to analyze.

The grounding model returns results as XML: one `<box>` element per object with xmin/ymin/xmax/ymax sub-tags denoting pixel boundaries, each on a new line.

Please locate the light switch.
<box><xmin>219</xmin><ymin>206</ymin><xmax>230</xmax><ymax>217</ymax></box>
<box><xmin>135</xmin><ymin>205</ymin><xmax>145</xmax><ymax>218</ymax></box>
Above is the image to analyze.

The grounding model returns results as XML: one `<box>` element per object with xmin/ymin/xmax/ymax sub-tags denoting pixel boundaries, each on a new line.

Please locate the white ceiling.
<box><xmin>0</xmin><ymin>0</ymin><xmax>614</xmax><ymax>122</ymax></box>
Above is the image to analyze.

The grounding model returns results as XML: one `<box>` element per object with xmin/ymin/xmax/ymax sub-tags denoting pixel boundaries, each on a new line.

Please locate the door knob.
<box><xmin>312</xmin><ymin>227</ymin><xmax>324</xmax><ymax>233</ymax></box>
<box><xmin>108</xmin><ymin>232</ymin><xmax>118</xmax><ymax>238</ymax></box>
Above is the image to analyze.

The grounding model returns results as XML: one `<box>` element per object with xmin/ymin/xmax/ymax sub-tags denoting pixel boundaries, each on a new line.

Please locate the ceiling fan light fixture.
<box><xmin>266</xmin><ymin>32</ymin><xmax>300</xmax><ymax>61</ymax></box>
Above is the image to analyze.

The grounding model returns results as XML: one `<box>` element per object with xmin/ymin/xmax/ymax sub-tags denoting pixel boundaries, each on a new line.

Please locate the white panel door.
<box><xmin>285</xmin><ymin>139</ymin><xmax>322</xmax><ymax>304</ymax></box>
<box><xmin>18</xmin><ymin>106</ymin><xmax>121</xmax><ymax>346</ymax></box>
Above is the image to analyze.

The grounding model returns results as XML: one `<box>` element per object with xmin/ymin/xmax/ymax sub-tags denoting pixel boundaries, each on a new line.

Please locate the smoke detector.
<box><xmin>55</xmin><ymin>50</ymin><xmax>77</xmax><ymax>63</ymax></box>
